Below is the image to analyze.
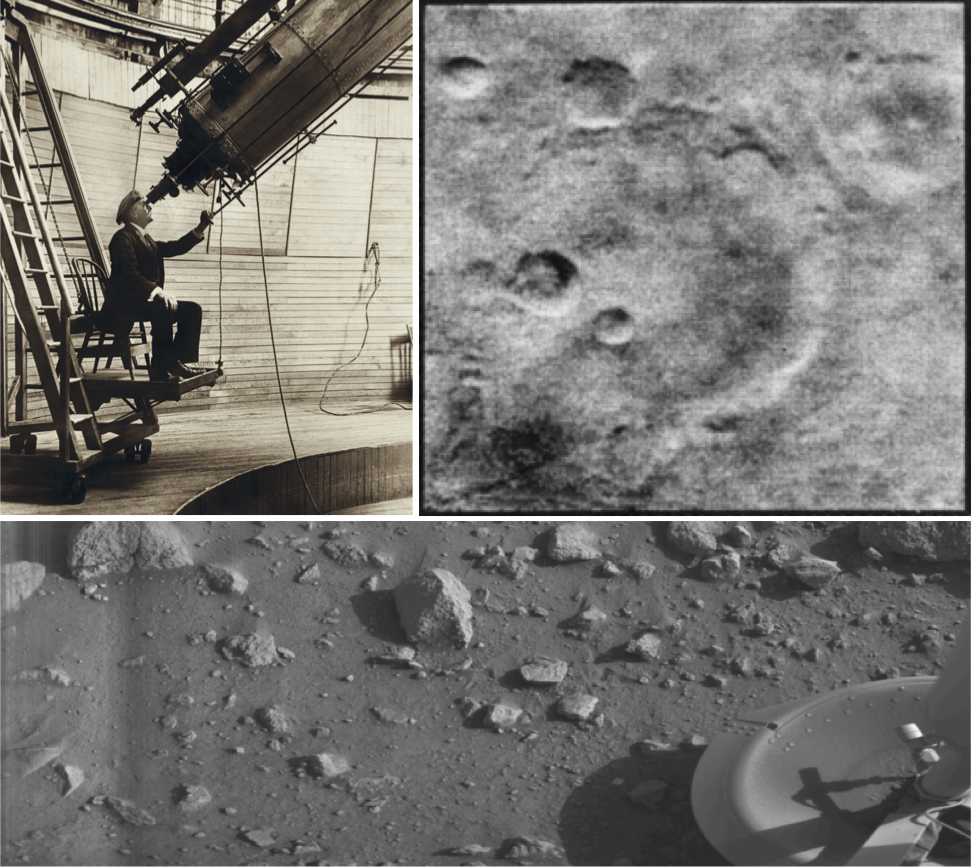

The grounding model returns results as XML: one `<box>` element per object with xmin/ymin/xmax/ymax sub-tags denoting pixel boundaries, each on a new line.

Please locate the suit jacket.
<box><xmin>103</xmin><ymin>223</ymin><xmax>203</xmax><ymax>324</ymax></box>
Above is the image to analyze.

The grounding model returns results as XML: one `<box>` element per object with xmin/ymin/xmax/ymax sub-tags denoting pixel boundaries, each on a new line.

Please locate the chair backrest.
<box><xmin>71</xmin><ymin>258</ymin><xmax>107</xmax><ymax>315</ymax></box>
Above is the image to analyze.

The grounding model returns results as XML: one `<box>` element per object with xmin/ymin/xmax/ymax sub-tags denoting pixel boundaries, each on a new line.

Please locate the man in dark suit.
<box><xmin>104</xmin><ymin>190</ymin><xmax>214</xmax><ymax>381</ymax></box>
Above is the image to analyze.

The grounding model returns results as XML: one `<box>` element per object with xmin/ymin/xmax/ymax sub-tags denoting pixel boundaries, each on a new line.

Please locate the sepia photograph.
<box><xmin>421</xmin><ymin>4</ymin><xmax>965</xmax><ymax>514</ymax></box>
<box><xmin>2</xmin><ymin>0</ymin><xmax>414</xmax><ymax>515</ymax></box>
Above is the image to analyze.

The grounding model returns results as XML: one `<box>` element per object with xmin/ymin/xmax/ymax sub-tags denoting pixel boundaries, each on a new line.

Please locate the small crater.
<box><xmin>562</xmin><ymin>57</ymin><xmax>638</xmax><ymax>128</ymax></box>
<box><xmin>508</xmin><ymin>251</ymin><xmax>578</xmax><ymax>300</ymax></box>
<box><xmin>440</xmin><ymin>57</ymin><xmax>492</xmax><ymax>99</ymax></box>
<box><xmin>593</xmin><ymin>307</ymin><xmax>635</xmax><ymax>346</ymax></box>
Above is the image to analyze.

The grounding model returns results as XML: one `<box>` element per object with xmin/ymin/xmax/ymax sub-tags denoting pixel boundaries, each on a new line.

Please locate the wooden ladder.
<box><xmin>5</xmin><ymin>9</ymin><xmax>108</xmax><ymax>275</ymax></box>
<box><xmin>2</xmin><ymin>89</ymin><xmax>103</xmax><ymax>486</ymax></box>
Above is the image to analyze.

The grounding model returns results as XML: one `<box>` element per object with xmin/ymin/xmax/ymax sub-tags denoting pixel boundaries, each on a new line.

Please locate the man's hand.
<box><xmin>197</xmin><ymin>210</ymin><xmax>214</xmax><ymax>232</ymax></box>
<box><xmin>152</xmin><ymin>289</ymin><xmax>178</xmax><ymax>313</ymax></box>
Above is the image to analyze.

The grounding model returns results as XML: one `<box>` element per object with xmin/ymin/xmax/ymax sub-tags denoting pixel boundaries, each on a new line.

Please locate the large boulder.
<box><xmin>1</xmin><ymin>561</ymin><xmax>46</xmax><ymax>615</ymax></box>
<box><xmin>68</xmin><ymin>522</ymin><xmax>191</xmax><ymax>579</ymax></box>
<box><xmin>136</xmin><ymin>524</ymin><xmax>193</xmax><ymax>570</ymax></box>
<box><xmin>394</xmin><ymin>569</ymin><xmax>474</xmax><ymax>648</ymax></box>
<box><xmin>545</xmin><ymin>523</ymin><xmax>601</xmax><ymax>561</ymax></box>
<box><xmin>667</xmin><ymin>521</ymin><xmax>719</xmax><ymax>556</ymax></box>
<box><xmin>859</xmin><ymin>522</ymin><xmax>970</xmax><ymax>563</ymax></box>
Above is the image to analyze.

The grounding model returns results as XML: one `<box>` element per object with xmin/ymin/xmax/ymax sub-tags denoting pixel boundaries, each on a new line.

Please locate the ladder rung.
<box><xmin>26</xmin><ymin>269</ymin><xmax>51</xmax><ymax>276</ymax></box>
<box><xmin>37</xmin><ymin>304</ymin><xmax>59</xmax><ymax>310</ymax></box>
<box><xmin>13</xmin><ymin>230</ymin><xmax>37</xmax><ymax>239</ymax></box>
<box><xmin>28</xmin><ymin>163</ymin><xmax>61</xmax><ymax>169</ymax></box>
<box><xmin>0</xmin><ymin>158</ymin><xmax>14</xmax><ymax>167</ymax></box>
<box><xmin>59</xmin><ymin>237</ymin><xmax>86</xmax><ymax>242</ymax></box>
<box><xmin>26</xmin><ymin>379</ymin><xmax>83</xmax><ymax>388</ymax></box>
<box><xmin>23</xmin><ymin>91</ymin><xmax>38</xmax><ymax>96</ymax></box>
<box><xmin>42</xmin><ymin>199</ymin><xmax>73</xmax><ymax>206</ymax></box>
<box><xmin>26</xmin><ymin>126</ymin><xmax>50</xmax><ymax>132</ymax></box>
<box><xmin>2</xmin><ymin>193</ymin><xmax>27</xmax><ymax>203</ymax></box>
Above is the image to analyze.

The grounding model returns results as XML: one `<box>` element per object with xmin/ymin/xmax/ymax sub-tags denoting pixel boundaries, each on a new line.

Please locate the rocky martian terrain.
<box><xmin>1</xmin><ymin>520</ymin><xmax>969</xmax><ymax>866</ymax></box>
<box><xmin>422</xmin><ymin>4</ymin><xmax>965</xmax><ymax>512</ymax></box>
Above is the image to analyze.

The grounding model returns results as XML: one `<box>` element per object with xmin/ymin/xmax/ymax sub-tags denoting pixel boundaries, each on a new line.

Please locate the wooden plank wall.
<box><xmin>3</xmin><ymin>25</ymin><xmax>412</xmax><ymax>420</ymax></box>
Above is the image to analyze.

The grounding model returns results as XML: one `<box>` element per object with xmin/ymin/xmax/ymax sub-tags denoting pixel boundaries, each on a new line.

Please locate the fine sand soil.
<box><xmin>1</xmin><ymin>520</ymin><xmax>969</xmax><ymax>865</ymax></box>
<box><xmin>422</xmin><ymin>4</ymin><xmax>965</xmax><ymax>512</ymax></box>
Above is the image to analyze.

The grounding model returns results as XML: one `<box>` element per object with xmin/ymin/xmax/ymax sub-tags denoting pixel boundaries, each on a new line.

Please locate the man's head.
<box><xmin>116</xmin><ymin>191</ymin><xmax>153</xmax><ymax>228</ymax></box>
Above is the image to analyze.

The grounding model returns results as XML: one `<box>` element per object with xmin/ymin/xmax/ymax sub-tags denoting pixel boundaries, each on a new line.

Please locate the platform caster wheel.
<box><xmin>67</xmin><ymin>475</ymin><xmax>87</xmax><ymax>505</ymax></box>
<box><xmin>139</xmin><ymin>440</ymin><xmax>152</xmax><ymax>464</ymax></box>
<box><xmin>10</xmin><ymin>435</ymin><xmax>24</xmax><ymax>454</ymax></box>
<box><xmin>125</xmin><ymin>445</ymin><xmax>136</xmax><ymax>463</ymax></box>
<box><xmin>53</xmin><ymin>472</ymin><xmax>86</xmax><ymax>504</ymax></box>
<box><xmin>24</xmin><ymin>434</ymin><xmax>37</xmax><ymax>455</ymax></box>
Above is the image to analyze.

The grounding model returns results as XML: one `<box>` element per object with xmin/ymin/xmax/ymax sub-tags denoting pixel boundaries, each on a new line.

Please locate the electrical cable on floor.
<box><xmin>253</xmin><ymin>177</ymin><xmax>323</xmax><ymax>514</ymax></box>
<box><xmin>317</xmin><ymin>243</ymin><xmax>413</xmax><ymax>416</ymax></box>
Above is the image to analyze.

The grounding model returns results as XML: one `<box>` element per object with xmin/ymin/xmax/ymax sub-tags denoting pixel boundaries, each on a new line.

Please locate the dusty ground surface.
<box><xmin>1</xmin><ymin>520</ymin><xmax>969</xmax><ymax>866</ymax></box>
<box><xmin>422</xmin><ymin>4</ymin><xmax>965</xmax><ymax>512</ymax></box>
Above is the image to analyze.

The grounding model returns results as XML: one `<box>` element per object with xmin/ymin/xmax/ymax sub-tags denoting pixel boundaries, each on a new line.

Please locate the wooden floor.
<box><xmin>1</xmin><ymin>400</ymin><xmax>413</xmax><ymax>515</ymax></box>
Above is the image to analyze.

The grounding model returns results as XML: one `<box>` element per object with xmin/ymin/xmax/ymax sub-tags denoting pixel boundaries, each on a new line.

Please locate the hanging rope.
<box><xmin>253</xmin><ymin>176</ymin><xmax>323</xmax><ymax>514</ymax></box>
<box><xmin>317</xmin><ymin>243</ymin><xmax>412</xmax><ymax>416</ymax></box>
<box><xmin>216</xmin><ymin>178</ymin><xmax>224</xmax><ymax>367</ymax></box>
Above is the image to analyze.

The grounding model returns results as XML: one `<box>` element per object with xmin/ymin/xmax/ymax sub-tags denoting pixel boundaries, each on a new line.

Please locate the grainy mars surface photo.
<box><xmin>2</xmin><ymin>520</ymin><xmax>969</xmax><ymax>865</ymax></box>
<box><xmin>421</xmin><ymin>4</ymin><xmax>965</xmax><ymax>513</ymax></box>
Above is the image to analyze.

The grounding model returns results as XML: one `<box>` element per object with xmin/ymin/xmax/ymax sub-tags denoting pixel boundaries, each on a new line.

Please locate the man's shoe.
<box><xmin>172</xmin><ymin>361</ymin><xmax>207</xmax><ymax>378</ymax></box>
<box><xmin>149</xmin><ymin>364</ymin><xmax>177</xmax><ymax>382</ymax></box>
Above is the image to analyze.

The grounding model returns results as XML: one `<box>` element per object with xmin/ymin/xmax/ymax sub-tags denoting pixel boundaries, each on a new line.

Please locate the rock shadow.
<box><xmin>349</xmin><ymin>591</ymin><xmax>407</xmax><ymax>644</ymax></box>
<box><xmin>558</xmin><ymin>753</ymin><xmax>730</xmax><ymax>866</ymax></box>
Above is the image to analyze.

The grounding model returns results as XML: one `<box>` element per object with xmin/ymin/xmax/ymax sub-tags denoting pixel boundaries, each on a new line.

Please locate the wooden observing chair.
<box><xmin>70</xmin><ymin>257</ymin><xmax>151</xmax><ymax>378</ymax></box>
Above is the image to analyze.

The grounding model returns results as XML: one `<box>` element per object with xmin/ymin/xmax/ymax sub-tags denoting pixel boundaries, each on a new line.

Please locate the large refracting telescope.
<box><xmin>132</xmin><ymin>0</ymin><xmax>411</xmax><ymax>205</ymax></box>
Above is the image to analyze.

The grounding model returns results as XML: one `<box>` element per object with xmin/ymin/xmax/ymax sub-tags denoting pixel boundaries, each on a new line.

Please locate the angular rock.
<box><xmin>512</xmin><ymin>546</ymin><xmax>539</xmax><ymax>562</ymax></box>
<box><xmin>69</xmin><ymin>522</ymin><xmax>141</xmax><ymax>578</ymax></box>
<box><xmin>787</xmin><ymin>556</ymin><xmax>841</xmax><ymax>590</ymax></box>
<box><xmin>295</xmin><ymin>563</ymin><xmax>320</xmax><ymax>585</ymax></box>
<box><xmin>859</xmin><ymin>522</ymin><xmax>971</xmax><ymax>563</ymax></box>
<box><xmin>556</xmin><ymin>693</ymin><xmax>599</xmax><ymax>721</ymax></box>
<box><xmin>220</xmin><ymin>633</ymin><xmax>278</xmax><ymax>667</ymax></box>
<box><xmin>520</xmin><ymin>658</ymin><xmax>568</xmax><ymax>685</ymax></box>
<box><xmin>450</xmin><ymin>844</ymin><xmax>494</xmax><ymax>856</ymax></box>
<box><xmin>255</xmin><ymin>705</ymin><xmax>290</xmax><ymax>733</ymax></box>
<box><xmin>627</xmin><ymin>779</ymin><xmax>669</xmax><ymax>808</ymax></box>
<box><xmin>205</xmin><ymin>565</ymin><xmax>248</xmax><ymax>594</ymax></box>
<box><xmin>322</xmin><ymin>540</ymin><xmax>367</xmax><ymax>566</ymax></box>
<box><xmin>14</xmin><ymin>665</ymin><xmax>72</xmax><ymax>686</ymax></box>
<box><xmin>1</xmin><ymin>561</ymin><xmax>46</xmax><ymax>615</ymax></box>
<box><xmin>104</xmin><ymin>796</ymin><xmax>156</xmax><ymax>826</ymax></box>
<box><xmin>499</xmin><ymin>836</ymin><xmax>563</xmax><ymax>861</ymax></box>
<box><xmin>545</xmin><ymin>523</ymin><xmax>601</xmax><ymax>561</ymax></box>
<box><xmin>68</xmin><ymin>522</ymin><xmax>191</xmax><ymax>579</ymax></box>
<box><xmin>626</xmin><ymin>561</ymin><xmax>656</xmax><ymax>581</ymax></box>
<box><xmin>633</xmin><ymin>739</ymin><xmax>675</xmax><ymax>755</ymax></box>
<box><xmin>667</xmin><ymin>522</ymin><xmax>718</xmax><ymax>556</ymax></box>
<box><xmin>765</xmin><ymin>542</ymin><xmax>793</xmax><ymax>570</ymax></box>
<box><xmin>136</xmin><ymin>524</ymin><xmax>192</xmax><ymax>570</ymax></box>
<box><xmin>177</xmin><ymin>784</ymin><xmax>212</xmax><ymax>812</ymax></box>
<box><xmin>57</xmin><ymin>764</ymin><xmax>84</xmax><ymax>796</ymax></box>
<box><xmin>370</xmin><ymin>552</ymin><xmax>394</xmax><ymax>569</ymax></box>
<box><xmin>726</xmin><ymin>524</ymin><xmax>754</xmax><ymax>548</ymax></box>
<box><xmin>393</xmin><ymin>569</ymin><xmax>474</xmax><ymax>649</ymax></box>
<box><xmin>565</xmin><ymin>605</ymin><xmax>609</xmax><ymax>634</ymax></box>
<box><xmin>626</xmin><ymin>633</ymin><xmax>662</xmax><ymax>660</ymax></box>
<box><xmin>483</xmin><ymin>703</ymin><xmax>522</xmax><ymax>730</ymax></box>
<box><xmin>305</xmin><ymin>753</ymin><xmax>350</xmax><ymax>779</ymax></box>
<box><xmin>242</xmin><ymin>828</ymin><xmax>276</xmax><ymax>847</ymax></box>
<box><xmin>701</xmin><ymin>550</ymin><xmax>741</xmax><ymax>582</ymax></box>
<box><xmin>371</xmin><ymin>707</ymin><xmax>411</xmax><ymax>726</ymax></box>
